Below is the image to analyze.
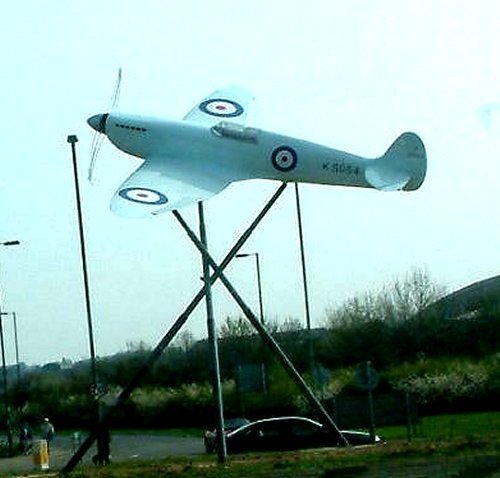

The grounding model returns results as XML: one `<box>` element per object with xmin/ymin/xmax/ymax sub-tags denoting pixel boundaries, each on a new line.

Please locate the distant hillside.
<box><xmin>426</xmin><ymin>274</ymin><xmax>500</xmax><ymax>318</ymax></box>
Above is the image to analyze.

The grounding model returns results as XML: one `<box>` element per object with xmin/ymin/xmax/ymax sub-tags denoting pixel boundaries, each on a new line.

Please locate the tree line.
<box><xmin>3</xmin><ymin>269</ymin><xmax>500</xmax><ymax>430</ymax></box>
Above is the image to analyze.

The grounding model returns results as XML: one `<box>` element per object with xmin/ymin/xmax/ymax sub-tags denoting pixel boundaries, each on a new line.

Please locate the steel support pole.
<box><xmin>294</xmin><ymin>183</ymin><xmax>311</xmax><ymax>331</ymax></box>
<box><xmin>198</xmin><ymin>202</ymin><xmax>226</xmax><ymax>462</ymax></box>
<box><xmin>294</xmin><ymin>183</ymin><xmax>314</xmax><ymax>370</ymax></box>
<box><xmin>62</xmin><ymin>183</ymin><xmax>287</xmax><ymax>474</ymax></box>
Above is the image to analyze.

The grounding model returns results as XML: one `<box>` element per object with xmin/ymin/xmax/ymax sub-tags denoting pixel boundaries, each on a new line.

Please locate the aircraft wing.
<box><xmin>183</xmin><ymin>86</ymin><xmax>254</xmax><ymax>127</ymax></box>
<box><xmin>110</xmin><ymin>158</ymin><xmax>229</xmax><ymax>217</ymax></box>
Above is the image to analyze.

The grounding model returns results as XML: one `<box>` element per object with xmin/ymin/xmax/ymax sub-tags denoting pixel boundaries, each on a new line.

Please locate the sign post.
<box><xmin>355</xmin><ymin>361</ymin><xmax>379</xmax><ymax>443</ymax></box>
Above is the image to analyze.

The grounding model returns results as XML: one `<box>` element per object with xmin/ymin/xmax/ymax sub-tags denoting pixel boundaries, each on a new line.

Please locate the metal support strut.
<box><xmin>173</xmin><ymin>210</ymin><xmax>347</xmax><ymax>444</ymax></box>
<box><xmin>63</xmin><ymin>180</ymin><xmax>347</xmax><ymax>473</ymax></box>
<box><xmin>62</xmin><ymin>183</ymin><xmax>287</xmax><ymax>473</ymax></box>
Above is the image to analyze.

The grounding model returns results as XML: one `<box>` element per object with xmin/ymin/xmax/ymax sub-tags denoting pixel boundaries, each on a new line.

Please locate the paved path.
<box><xmin>0</xmin><ymin>433</ymin><xmax>205</xmax><ymax>476</ymax></box>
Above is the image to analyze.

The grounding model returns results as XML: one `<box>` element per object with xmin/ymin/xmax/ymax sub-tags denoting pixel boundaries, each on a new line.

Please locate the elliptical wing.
<box><xmin>111</xmin><ymin>158</ymin><xmax>229</xmax><ymax>217</ymax></box>
<box><xmin>183</xmin><ymin>86</ymin><xmax>254</xmax><ymax>127</ymax></box>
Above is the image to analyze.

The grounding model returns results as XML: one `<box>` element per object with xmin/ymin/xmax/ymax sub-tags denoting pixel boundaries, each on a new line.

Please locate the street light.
<box><xmin>0</xmin><ymin>314</ymin><xmax>11</xmax><ymax>455</ymax></box>
<box><xmin>0</xmin><ymin>312</ymin><xmax>21</xmax><ymax>384</ymax></box>
<box><xmin>235</xmin><ymin>252</ymin><xmax>264</xmax><ymax>324</ymax></box>
<box><xmin>0</xmin><ymin>239</ymin><xmax>20</xmax><ymax>456</ymax></box>
<box><xmin>67</xmin><ymin>135</ymin><xmax>98</xmax><ymax>392</ymax></box>
<box><xmin>67</xmin><ymin>135</ymin><xmax>109</xmax><ymax>462</ymax></box>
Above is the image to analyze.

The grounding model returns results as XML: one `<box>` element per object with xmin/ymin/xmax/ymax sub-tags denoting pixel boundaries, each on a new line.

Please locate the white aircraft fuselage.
<box><xmin>106</xmin><ymin>113</ymin><xmax>419</xmax><ymax>190</ymax></box>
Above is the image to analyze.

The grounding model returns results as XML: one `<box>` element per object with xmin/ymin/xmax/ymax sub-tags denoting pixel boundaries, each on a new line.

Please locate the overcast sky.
<box><xmin>1</xmin><ymin>0</ymin><xmax>500</xmax><ymax>365</ymax></box>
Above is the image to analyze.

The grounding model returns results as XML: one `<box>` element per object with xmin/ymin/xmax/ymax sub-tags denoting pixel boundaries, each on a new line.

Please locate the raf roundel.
<box><xmin>271</xmin><ymin>146</ymin><xmax>298</xmax><ymax>172</ymax></box>
<box><xmin>199</xmin><ymin>98</ymin><xmax>244</xmax><ymax>118</ymax></box>
<box><xmin>119</xmin><ymin>187</ymin><xmax>168</xmax><ymax>205</ymax></box>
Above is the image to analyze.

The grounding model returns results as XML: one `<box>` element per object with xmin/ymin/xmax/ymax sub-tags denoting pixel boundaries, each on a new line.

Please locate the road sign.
<box><xmin>355</xmin><ymin>362</ymin><xmax>379</xmax><ymax>391</ymax></box>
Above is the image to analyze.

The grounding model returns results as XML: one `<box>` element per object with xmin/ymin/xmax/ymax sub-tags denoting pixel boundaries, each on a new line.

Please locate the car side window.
<box><xmin>259</xmin><ymin>423</ymin><xmax>282</xmax><ymax>438</ymax></box>
<box><xmin>290</xmin><ymin>421</ymin><xmax>322</xmax><ymax>436</ymax></box>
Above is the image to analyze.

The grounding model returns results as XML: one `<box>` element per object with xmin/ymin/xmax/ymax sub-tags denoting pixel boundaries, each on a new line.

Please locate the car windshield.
<box><xmin>224</xmin><ymin>418</ymin><xmax>249</xmax><ymax>430</ymax></box>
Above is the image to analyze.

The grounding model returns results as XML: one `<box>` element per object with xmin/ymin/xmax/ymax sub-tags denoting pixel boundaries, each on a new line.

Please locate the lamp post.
<box><xmin>67</xmin><ymin>135</ymin><xmax>98</xmax><ymax>391</ymax></box>
<box><xmin>0</xmin><ymin>239</ymin><xmax>20</xmax><ymax>456</ymax></box>
<box><xmin>67</xmin><ymin>135</ymin><xmax>106</xmax><ymax>460</ymax></box>
<box><xmin>235</xmin><ymin>252</ymin><xmax>264</xmax><ymax>324</ymax></box>
<box><xmin>1</xmin><ymin>242</ymin><xmax>20</xmax><ymax>247</ymax></box>
<box><xmin>0</xmin><ymin>313</ymin><xmax>11</xmax><ymax>455</ymax></box>
<box><xmin>0</xmin><ymin>312</ymin><xmax>20</xmax><ymax>384</ymax></box>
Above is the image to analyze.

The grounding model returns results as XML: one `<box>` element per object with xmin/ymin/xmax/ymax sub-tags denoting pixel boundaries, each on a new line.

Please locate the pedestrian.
<box><xmin>92</xmin><ymin>426</ymin><xmax>111</xmax><ymax>465</ymax></box>
<box><xmin>19</xmin><ymin>422</ymin><xmax>33</xmax><ymax>454</ymax></box>
<box><xmin>40</xmin><ymin>417</ymin><xmax>55</xmax><ymax>452</ymax></box>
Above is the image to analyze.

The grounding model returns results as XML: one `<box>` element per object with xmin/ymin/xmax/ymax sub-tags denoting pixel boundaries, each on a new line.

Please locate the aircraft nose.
<box><xmin>87</xmin><ymin>113</ymin><xmax>108</xmax><ymax>133</ymax></box>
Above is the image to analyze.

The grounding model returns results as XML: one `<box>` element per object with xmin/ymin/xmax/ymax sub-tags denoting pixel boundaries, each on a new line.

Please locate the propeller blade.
<box><xmin>88</xmin><ymin>68</ymin><xmax>122</xmax><ymax>183</ymax></box>
<box><xmin>88</xmin><ymin>130</ymin><xmax>105</xmax><ymax>183</ymax></box>
<box><xmin>109</xmin><ymin>67</ymin><xmax>122</xmax><ymax>111</ymax></box>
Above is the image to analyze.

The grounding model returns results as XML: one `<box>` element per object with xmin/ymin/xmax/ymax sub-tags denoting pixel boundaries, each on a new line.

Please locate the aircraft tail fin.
<box><xmin>365</xmin><ymin>132</ymin><xmax>427</xmax><ymax>191</ymax></box>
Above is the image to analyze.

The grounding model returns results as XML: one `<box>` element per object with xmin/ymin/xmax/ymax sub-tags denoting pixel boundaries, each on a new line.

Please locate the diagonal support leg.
<box><xmin>173</xmin><ymin>210</ymin><xmax>348</xmax><ymax>445</ymax></box>
<box><xmin>62</xmin><ymin>183</ymin><xmax>288</xmax><ymax>474</ymax></box>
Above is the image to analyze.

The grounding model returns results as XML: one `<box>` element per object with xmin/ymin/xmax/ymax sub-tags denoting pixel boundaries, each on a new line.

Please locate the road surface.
<box><xmin>0</xmin><ymin>432</ymin><xmax>205</xmax><ymax>475</ymax></box>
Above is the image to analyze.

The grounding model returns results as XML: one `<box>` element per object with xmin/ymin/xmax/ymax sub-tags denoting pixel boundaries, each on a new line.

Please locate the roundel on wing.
<box><xmin>271</xmin><ymin>146</ymin><xmax>298</xmax><ymax>172</ymax></box>
<box><xmin>119</xmin><ymin>187</ymin><xmax>168</xmax><ymax>205</ymax></box>
<box><xmin>199</xmin><ymin>98</ymin><xmax>244</xmax><ymax>118</ymax></box>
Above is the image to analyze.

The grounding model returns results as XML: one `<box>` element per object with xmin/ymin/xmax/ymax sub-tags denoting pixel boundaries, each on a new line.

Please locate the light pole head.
<box><xmin>67</xmin><ymin>135</ymin><xmax>78</xmax><ymax>144</ymax></box>
<box><xmin>1</xmin><ymin>240</ymin><xmax>20</xmax><ymax>246</ymax></box>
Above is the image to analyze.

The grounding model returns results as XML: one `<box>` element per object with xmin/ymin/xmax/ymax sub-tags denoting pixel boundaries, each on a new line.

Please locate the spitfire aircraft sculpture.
<box><xmin>68</xmin><ymin>84</ymin><xmax>427</xmax><ymax>470</ymax></box>
<box><xmin>88</xmin><ymin>86</ymin><xmax>426</xmax><ymax>216</ymax></box>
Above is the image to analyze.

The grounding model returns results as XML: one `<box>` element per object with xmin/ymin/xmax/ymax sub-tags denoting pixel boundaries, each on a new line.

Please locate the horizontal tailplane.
<box><xmin>365</xmin><ymin>132</ymin><xmax>427</xmax><ymax>191</ymax></box>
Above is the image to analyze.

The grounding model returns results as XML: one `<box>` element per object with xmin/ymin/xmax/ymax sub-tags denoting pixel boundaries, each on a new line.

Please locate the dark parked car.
<box><xmin>206</xmin><ymin>416</ymin><xmax>383</xmax><ymax>454</ymax></box>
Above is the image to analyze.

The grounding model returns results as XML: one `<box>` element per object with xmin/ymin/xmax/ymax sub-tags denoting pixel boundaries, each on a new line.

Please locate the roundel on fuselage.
<box><xmin>271</xmin><ymin>145</ymin><xmax>298</xmax><ymax>172</ymax></box>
